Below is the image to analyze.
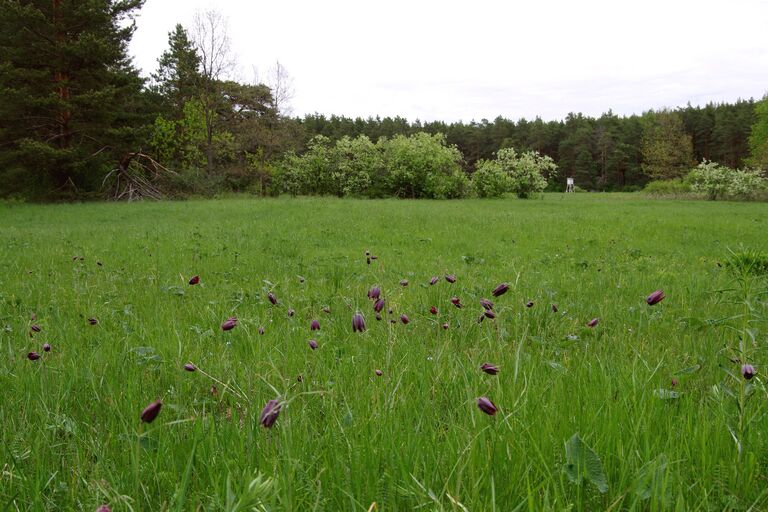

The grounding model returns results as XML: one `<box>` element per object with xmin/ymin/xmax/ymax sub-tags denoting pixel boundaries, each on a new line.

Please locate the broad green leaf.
<box><xmin>564</xmin><ymin>433</ymin><xmax>608</xmax><ymax>493</ymax></box>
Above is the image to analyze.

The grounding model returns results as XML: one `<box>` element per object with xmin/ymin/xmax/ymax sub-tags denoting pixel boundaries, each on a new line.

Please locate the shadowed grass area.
<box><xmin>1</xmin><ymin>194</ymin><xmax>767</xmax><ymax>510</ymax></box>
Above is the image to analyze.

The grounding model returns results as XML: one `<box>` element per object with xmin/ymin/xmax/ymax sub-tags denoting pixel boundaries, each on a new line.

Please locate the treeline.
<box><xmin>0</xmin><ymin>1</ymin><xmax>766</xmax><ymax>200</ymax></box>
<box><xmin>298</xmin><ymin>100</ymin><xmax>759</xmax><ymax>191</ymax></box>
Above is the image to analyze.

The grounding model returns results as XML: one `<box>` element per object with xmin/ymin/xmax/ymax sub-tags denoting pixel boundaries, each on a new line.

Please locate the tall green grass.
<box><xmin>0</xmin><ymin>195</ymin><xmax>767</xmax><ymax>510</ymax></box>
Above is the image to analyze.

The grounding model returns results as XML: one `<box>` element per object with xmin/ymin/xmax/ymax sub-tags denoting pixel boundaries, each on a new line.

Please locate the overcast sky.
<box><xmin>129</xmin><ymin>0</ymin><xmax>768</xmax><ymax>123</ymax></box>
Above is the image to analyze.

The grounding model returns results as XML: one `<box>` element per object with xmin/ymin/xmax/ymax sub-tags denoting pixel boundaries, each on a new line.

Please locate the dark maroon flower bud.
<box><xmin>480</xmin><ymin>298</ymin><xmax>494</xmax><ymax>310</ymax></box>
<box><xmin>742</xmin><ymin>364</ymin><xmax>756</xmax><ymax>380</ymax></box>
<box><xmin>30</xmin><ymin>324</ymin><xmax>41</xmax><ymax>333</ymax></box>
<box><xmin>429</xmin><ymin>276</ymin><xmax>439</xmax><ymax>285</ymax></box>
<box><xmin>97</xmin><ymin>261</ymin><xmax>103</xmax><ymax>266</ymax></box>
<box><xmin>352</xmin><ymin>313</ymin><xmax>366</xmax><ymax>332</ymax></box>
<box><xmin>310</xmin><ymin>319</ymin><xmax>320</xmax><ymax>331</ymax></box>
<box><xmin>492</xmin><ymin>283</ymin><xmax>509</xmax><ymax>297</ymax></box>
<box><xmin>72</xmin><ymin>256</ymin><xmax>78</xmax><ymax>261</ymax></box>
<box><xmin>587</xmin><ymin>318</ymin><xmax>599</xmax><ymax>328</ymax></box>
<box><xmin>442</xmin><ymin>322</ymin><xmax>449</xmax><ymax>329</ymax></box>
<box><xmin>88</xmin><ymin>318</ymin><xmax>98</xmax><ymax>325</ymax></box>
<box><xmin>400</xmin><ymin>279</ymin><xmax>409</xmax><ymax>287</ymax></box>
<box><xmin>27</xmin><ymin>351</ymin><xmax>41</xmax><ymax>361</ymax></box>
<box><xmin>287</xmin><ymin>308</ymin><xmax>295</xmax><ymax>317</ymax></box>
<box><xmin>646</xmin><ymin>289</ymin><xmax>665</xmax><ymax>306</ymax></box>
<box><xmin>400</xmin><ymin>314</ymin><xmax>410</xmax><ymax>325</ymax></box>
<box><xmin>366</xmin><ymin>257</ymin><xmax>371</xmax><ymax>265</ymax></box>
<box><xmin>375</xmin><ymin>313</ymin><xmax>382</xmax><ymax>321</ymax></box>
<box><xmin>390</xmin><ymin>319</ymin><xmax>397</xmax><ymax>324</ymax></box>
<box><xmin>551</xmin><ymin>303</ymin><xmax>558</xmax><ymax>313</ymax></box>
<box><xmin>97</xmin><ymin>505</ymin><xmax>111</xmax><ymax>512</ymax></box>
<box><xmin>322</xmin><ymin>306</ymin><xmax>331</xmax><ymax>314</ymax></box>
<box><xmin>297</xmin><ymin>375</ymin><xmax>303</xmax><ymax>382</ymax></box>
<box><xmin>526</xmin><ymin>301</ymin><xmax>534</xmax><ymax>308</ymax></box>
<box><xmin>298</xmin><ymin>275</ymin><xmax>305</xmax><ymax>283</ymax></box>
<box><xmin>259</xmin><ymin>399</ymin><xmax>281</xmax><ymax>428</ymax></box>
<box><xmin>365</xmin><ymin>250</ymin><xmax>370</xmax><ymax>256</ymax></box>
<box><xmin>484</xmin><ymin>310</ymin><xmax>496</xmax><ymax>319</ymax></box>
<box><xmin>477</xmin><ymin>314</ymin><xmax>485</xmax><ymax>323</ymax></box>
<box><xmin>368</xmin><ymin>286</ymin><xmax>381</xmax><ymax>300</ymax></box>
<box><xmin>671</xmin><ymin>378</ymin><xmax>678</xmax><ymax>388</ymax></box>
<box><xmin>184</xmin><ymin>363</ymin><xmax>196</xmax><ymax>372</ymax></box>
<box><xmin>388</xmin><ymin>308</ymin><xmax>393</xmax><ymax>315</ymax></box>
<box><xmin>258</xmin><ymin>326</ymin><xmax>265</xmax><ymax>335</ymax></box>
<box><xmin>188</xmin><ymin>275</ymin><xmax>200</xmax><ymax>285</ymax></box>
<box><xmin>373</xmin><ymin>298</ymin><xmax>385</xmax><ymax>313</ymax></box>
<box><xmin>210</xmin><ymin>385</ymin><xmax>218</xmax><ymax>396</ymax></box>
<box><xmin>267</xmin><ymin>292</ymin><xmax>278</xmax><ymax>305</ymax></box>
<box><xmin>375</xmin><ymin>369</ymin><xmax>383</xmax><ymax>376</ymax></box>
<box><xmin>371</xmin><ymin>255</ymin><xmax>378</xmax><ymax>260</ymax></box>
<box><xmin>451</xmin><ymin>296</ymin><xmax>462</xmax><ymax>308</ymax></box>
<box><xmin>221</xmin><ymin>317</ymin><xmax>237</xmax><ymax>331</ymax></box>
<box><xmin>140</xmin><ymin>400</ymin><xmax>162</xmax><ymax>423</ymax></box>
<box><xmin>477</xmin><ymin>396</ymin><xmax>498</xmax><ymax>416</ymax></box>
<box><xmin>480</xmin><ymin>363</ymin><xmax>499</xmax><ymax>375</ymax></box>
<box><xmin>430</xmin><ymin>306</ymin><xmax>438</xmax><ymax>315</ymax></box>
<box><xmin>445</xmin><ymin>274</ymin><xmax>456</xmax><ymax>283</ymax></box>
<box><xmin>308</xmin><ymin>339</ymin><xmax>318</xmax><ymax>350</ymax></box>
<box><xmin>43</xmin><ymin>343</ymin><xmax>51</xmax><ymax>352</ymax></box>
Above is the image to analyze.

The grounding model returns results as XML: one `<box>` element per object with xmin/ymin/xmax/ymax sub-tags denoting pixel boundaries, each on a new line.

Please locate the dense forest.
<box><xmin>0</xmin><ymin>1</ymin><xmax>766</xmax><ymax>200</ymax></box>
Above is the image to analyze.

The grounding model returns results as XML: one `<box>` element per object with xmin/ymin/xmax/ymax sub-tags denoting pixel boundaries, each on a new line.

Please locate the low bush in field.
<box><xmin>472</xmin><ymin>148</ymin><xmax>557</xmax><ymax>198</ymax></box>
<box><xmin>643</xmin><ymin>178</ymin><xmax>693</xmax><ymax>197</ymax></box>
<box><xmin>687</xmin><ymin>160</ymin><xmax>767</xmax><ymax>200</ymax></box>
<box><xmin>273</xmin><ymin>133</ymin><xmax>469</xmax><ymax>199</ymax></box>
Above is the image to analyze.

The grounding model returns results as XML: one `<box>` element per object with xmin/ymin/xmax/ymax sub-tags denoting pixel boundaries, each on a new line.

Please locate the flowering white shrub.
<box><xmin>494</xmin><ymin>148</ymin><xmax>557</xmax><ymax>199</ymax></box>
<box><xmin>688</xmin><ymin>160</ymin><xmax>766</xmax><ymax>200</ymax></box>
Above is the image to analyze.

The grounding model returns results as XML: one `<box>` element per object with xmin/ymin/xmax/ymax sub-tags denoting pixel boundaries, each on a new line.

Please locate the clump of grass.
<box><xmin>724</xmin><ymin>247</ymin><xmax>768</xmax><ymax>277</ymax></box>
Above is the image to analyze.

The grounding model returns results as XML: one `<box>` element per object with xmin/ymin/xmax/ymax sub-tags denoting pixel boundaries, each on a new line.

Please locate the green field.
<box><xmin>1</xmin><ymin>195</ymin><xmax>768</xmax><ymax>511</ymax></box>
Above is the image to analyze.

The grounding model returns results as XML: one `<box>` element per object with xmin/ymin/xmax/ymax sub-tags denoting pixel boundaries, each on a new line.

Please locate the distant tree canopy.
<box><xmin>0</xmin><ymin>2</ymin><xmax>764</xmax><ymax>200</ymax></box>
<box><xmin>298</xmin><ymin>100</ymin><xmax>759</xmax><ymax>193</ymax></box>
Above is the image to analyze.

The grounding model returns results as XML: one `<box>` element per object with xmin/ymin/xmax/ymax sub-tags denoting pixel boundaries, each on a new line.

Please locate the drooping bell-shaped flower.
<box><xmin>491</xmin><ymin>283</ymin><xmax>509</xmax><ymax>297</ymax></box>
<box><xmin>646</xmin><ymin>289</ymin><xmax>665</xmax><ymax>306</ymax></box>
<box><xmin>742</xmin><ymin>364</ymin><xmax>756</xmax><ymax>380</ymax></box>
<box><xmin>259</xmin><ymin>399</ymin><xmax>281</xmax><ymax>428</ymax></box>
<box><xmin>477</xmin><ymin>396</ymin><xmax>498</xmax><ymax>416</ymax></box>
<box><xmin>480</xmin><ymin>363</ymin><xmax>499</xmax><ymax>375</ymax></box>
<box><xmin>140</xmin><ymin>400</ymin><xmax>162</xmax><ymax>423</ymax></box>
<box><xmin>352</xmin><ymin>313</ymin><xmax>366</xmax><ymax>333</ymax></box>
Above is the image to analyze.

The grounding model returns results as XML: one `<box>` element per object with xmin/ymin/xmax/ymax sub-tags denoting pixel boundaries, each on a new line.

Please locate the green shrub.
<box><xmin>472</xmin><ymin>160</ymin><xmax>511</xmax><ymax>198</ymax></box>
<box><xmin>643</xmin><ymin>178</ymin><xmax>692</xmax><ymax>197</ymax></box>
<box><xmin>379</xmin><ymin>133</ymin><xmax>467</xmax><ymax>199</ymax></box>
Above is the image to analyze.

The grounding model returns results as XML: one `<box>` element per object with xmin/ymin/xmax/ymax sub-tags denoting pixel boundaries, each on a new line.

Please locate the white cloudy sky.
<box><xmin>129</xmin><ymin>0</ymin><xmax>768</xmax><ymax>122</ymax></box>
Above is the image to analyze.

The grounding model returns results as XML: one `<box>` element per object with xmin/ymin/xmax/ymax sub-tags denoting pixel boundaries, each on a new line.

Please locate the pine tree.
<box><xmin>0</xmin><ymin>0</ymin><xmax>147</xmax><ymax>197</ymax></box>
<box><xmin>151</xmin><ymin>24</ymin><xmax>201</xmax><ymax>117</ymax></box>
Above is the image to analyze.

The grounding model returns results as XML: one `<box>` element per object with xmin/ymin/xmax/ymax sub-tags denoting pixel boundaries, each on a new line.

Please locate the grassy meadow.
<box><xmin>1</xmin><ymin>194</ymin><xmax>768</xmax><ymax>511</ymax></box>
